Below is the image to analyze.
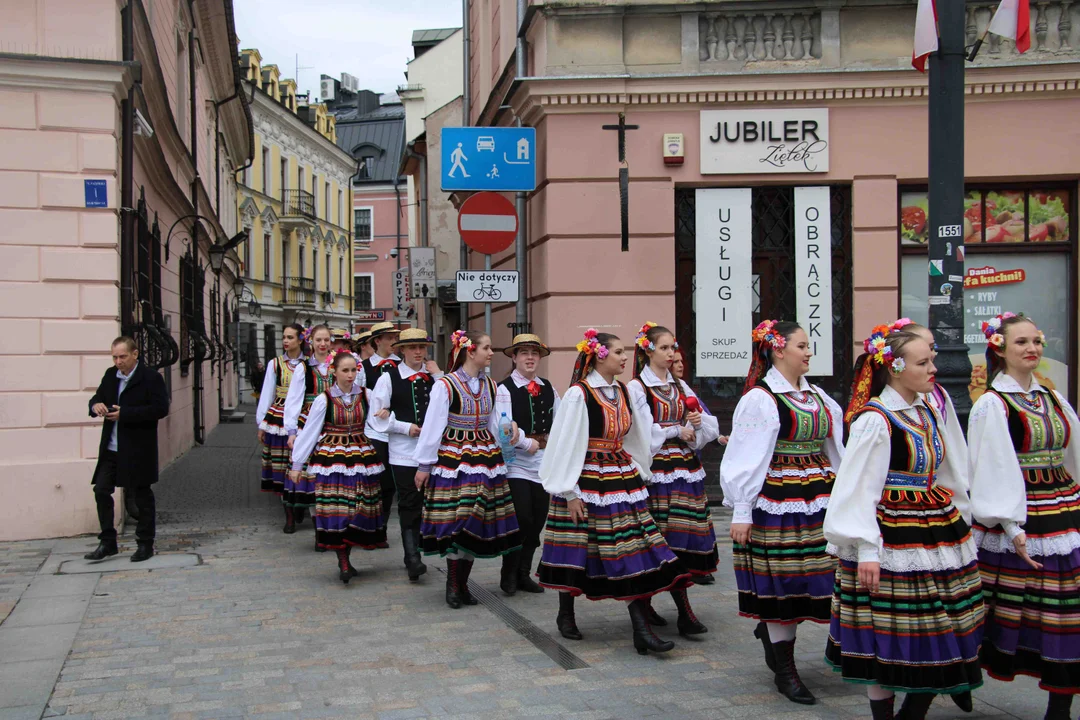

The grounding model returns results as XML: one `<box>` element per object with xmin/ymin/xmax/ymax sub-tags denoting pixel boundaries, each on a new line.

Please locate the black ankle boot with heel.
<box><xmin>556</xmin><ymin>592</ymin><xmax>583</xmax><ymax>640</ymax></box>
<box><xmin>670</xmin><ymin>588</ymin><xmax>707</xmax><ymax>636</ymax></box>
<box><xmin>771</xmin><ymin>639</ymin><xmax>815</xmax><ymax>705</ymax></box>
<box><xmin>627</xmin><ymin>599</ymin><xmax>675</xmax><ymax>655</ymax></box>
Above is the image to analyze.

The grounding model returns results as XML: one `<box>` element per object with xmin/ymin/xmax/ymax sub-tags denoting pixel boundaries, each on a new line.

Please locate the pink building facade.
<box><xmin>0</xmin><ymin>0</ymin><xmax>251</xmax><ymax>540</ymax></box>
<box><xmin>469</xmin><ymin>1</ymin><xmax>1080</xmax><ymax>412</ymax></box>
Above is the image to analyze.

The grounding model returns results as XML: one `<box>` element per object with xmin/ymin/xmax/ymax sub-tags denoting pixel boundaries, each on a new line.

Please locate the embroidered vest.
<box><xmin>859</xmin><ymin>399</ymin><xmax>945</xmax><ymax>495</ymax></box>
<box><xmin>755</xmin><ymin>382</ymin><xmax>832</xmax><ymax>455</ymax></box>
<box><xmin>321</xmin><ymin>391</ymin><xmax>366</xmax><ymax>434</ymax></box>
<box><xmin>576</xmin><ymin>381</ymin><xmax>632</xmax><ymax>451</ymax></box>
<box><xmin>303</xmin><ymin>361</ymin><xmax>333</xmax><ymax>403</ymax></box>
<box><xmin>633</xmin><ymin>377</ymin><xmax>686</xmax><ymax>429</ymax></box>
<box><xmin>389</xmin><ymin>368</ymin><xmax>435</xmax><ymax>426</ymax></box>
<box><xmin>362</xmin><ymin>357</ymin><xmax>398</xmax><ymax>391</ymax></box>
<box><xmin>500</xmin><ymin>377</ymin><xmax>555</xmax><ymax>436</ymax></box>
<box><xmin>989</xmin><ymin>388</ymin><xmax>1070</xmax><ymax>470</ymax></box>
<box><xmin>275</xmin><ymin>355</ymin><xmax>301</xmax><ymax>400</ymax></box>
<box><xmin>443</xmin><ymin>372</ymin><xmax>497</xmax><ymax>432</ymax></box>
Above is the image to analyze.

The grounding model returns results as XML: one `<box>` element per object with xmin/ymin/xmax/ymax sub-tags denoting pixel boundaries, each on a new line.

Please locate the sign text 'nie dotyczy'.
<box><xmin>794</xmin><ymin>187</ymin><xmax>833</xmax><ymax>375</ymax></box>
<box><xmin>455</xmin><ymin>271</ymin><xmax>520</xmax><ymax>304</ymax></box>
<box><xmin>700</xmin><ymin>109</ymin><xmax>829</xmax><ymax>175</ymax></box>
<box><xmin>696</xmin><ymin>188</ymin><xmax>753</xmax><ymax>377</ymax></box>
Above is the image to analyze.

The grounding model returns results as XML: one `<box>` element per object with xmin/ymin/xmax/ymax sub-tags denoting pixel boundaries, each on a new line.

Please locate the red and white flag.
<box><xmin>988</xmin><ymin>0</ymin><xmax>1032</xmax><ymax>53</ymax></box>
<box><xmin>912</xmin><ymin>0</ymin><xmax>938</xmax><ymax>72</ymax></box>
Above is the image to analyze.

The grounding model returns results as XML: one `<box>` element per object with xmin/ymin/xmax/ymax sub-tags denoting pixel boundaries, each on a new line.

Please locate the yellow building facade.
<box><xmin>236</xmin><ymin>49</ymin><xmax>356</xmax><ymax>380</ymax></box>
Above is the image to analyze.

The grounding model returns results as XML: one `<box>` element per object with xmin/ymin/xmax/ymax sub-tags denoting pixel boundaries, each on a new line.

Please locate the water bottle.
<box><xmin>498</xmin><ymin>412</ymin><xmax>516</xmax><ymax>464</ymax></box>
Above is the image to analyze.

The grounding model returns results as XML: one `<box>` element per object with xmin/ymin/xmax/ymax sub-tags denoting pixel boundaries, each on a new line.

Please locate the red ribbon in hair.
<box><xmin>844</xmin><ymin>355</ymin><xmax>876</xmax><ymax>425</ymax></box>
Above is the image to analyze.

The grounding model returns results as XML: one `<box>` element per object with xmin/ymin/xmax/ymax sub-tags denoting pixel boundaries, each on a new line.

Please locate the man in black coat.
<box><xmin>85</xmin><ymin>336</ymin><xmax>170</xmax><ymax>562</ymax></box>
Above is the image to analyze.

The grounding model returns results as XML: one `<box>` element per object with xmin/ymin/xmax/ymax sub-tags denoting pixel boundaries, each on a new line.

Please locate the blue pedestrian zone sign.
<box><xmin>441</xmin><ymin>127</ymin><xmax>537</xmax><ymax>192</ymax></box>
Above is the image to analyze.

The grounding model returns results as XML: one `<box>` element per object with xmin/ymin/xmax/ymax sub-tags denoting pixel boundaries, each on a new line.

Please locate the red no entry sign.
<box><xmin>458</xmin><ymin>192</ymin><xmax>518</xmax><ymax>255</ymax></box>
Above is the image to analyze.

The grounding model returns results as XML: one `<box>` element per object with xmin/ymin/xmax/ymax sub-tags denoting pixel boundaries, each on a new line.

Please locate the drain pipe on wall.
<box><xmin>460</xmin><ymin>0</ymin><xmax>471</xmax><ymax>331</ymax></box>
<box><xmin>514</xmin><ymin>0</ymin><xmax>529</xmax><ymax>334</ymax></box>
<box><xmin>404</xmin><ymin>146</ymin><xmax>430</xmax><ymax>340</ymax></box>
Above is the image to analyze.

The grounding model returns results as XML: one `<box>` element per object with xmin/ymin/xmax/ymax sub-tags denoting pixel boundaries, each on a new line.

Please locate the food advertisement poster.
<box><xmin>901</xmin><ymin>189</ymin><xmax>1070</xmax><ymax>245</ymax></box>
<box><xmin>901</xmin><ymin>253</ymin><xmax>1070</xmax><ymax>402</ymax></box>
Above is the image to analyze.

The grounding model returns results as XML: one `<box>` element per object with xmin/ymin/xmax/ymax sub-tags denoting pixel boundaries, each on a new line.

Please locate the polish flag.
<box><xmin>912</xmin><ymin>0</ymin><xmax>938</xmax><ymax>73</ymax></box>
<box><xmin>988</xmin><ymin>0</ymin><xmax>1032</xmax><ymax>53</ymax></box>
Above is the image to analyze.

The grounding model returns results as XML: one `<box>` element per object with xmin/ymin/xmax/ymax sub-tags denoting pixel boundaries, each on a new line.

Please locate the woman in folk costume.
<box><xmin>719</xmin><ymin>320</ymin><xmax>844</xmax><ymax>705</ymax></box>
<box><xmin>824</xmin><ymin>325</ymin><xmax>983</xmax><ymax>720</ymax></box>
<box><xmin>281</xmin><ymin>325</ymin><xmax>337</xmax><ymax>535</ymax></box>
<box><xmin>414</xmin><ymin>330</ymin><xmax>521</xmax><ymax>609</ymax></box>
<box><xmin>672</xmin><ymin>346</ymin><xmax>728</xmax><ymax>452</ymax></box>
<box><xmin>538</xmin><ymin>329</ymin><xmax>691</xmax><ymax>656</ymax></box>
<box><xmin>627</xmin><ymin>322</ymin><xmax>719</xmax><ymax>635</ymax></box>
<box><xmin>289</xmin><ymin>349</ymin><xmax>385</xmax><ymax>584</ymax></box>
<box><xmin>256</xmin><ymin>322</ymin><xmax>307</xmax><ymax>505</ymax></box>
<box><xmin>968</xmin><ymin>313</ymin><xmax>1080</xmax><ymax>720</ymax></box>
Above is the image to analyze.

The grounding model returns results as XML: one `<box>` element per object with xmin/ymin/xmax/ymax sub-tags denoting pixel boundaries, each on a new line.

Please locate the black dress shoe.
<box><xmin>84</xmin><ymin>542</ymin><xmax>118</xmax><ymax>561</ymax></box>
<box><xmin>130</xmin><ymin>544</ymin><xmax>154</xmax><ymax>562</ymax></box>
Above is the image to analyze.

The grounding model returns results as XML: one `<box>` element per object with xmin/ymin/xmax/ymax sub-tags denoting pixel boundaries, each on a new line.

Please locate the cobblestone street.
<box><xmin>0</xmin><ymin>412</ymin><xmax>1050</xmax><ymax>720</ymax></box>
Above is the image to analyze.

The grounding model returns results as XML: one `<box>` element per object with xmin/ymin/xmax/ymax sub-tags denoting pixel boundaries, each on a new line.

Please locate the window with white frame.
<box><xmin>338</xmin><ymin>256</ymin><xmax>343</xmax><ymax>295</ymax></box>
<box><xmin>325</xmin><ymin>253</ymin><xmax>331</xmax><ymax>293</ymax></box>
<box><xmin>261</xmin><ymin>147</ymin><xmax>270</xmax><ymax>194</ymax></box>
<box><xmin>243</xmin><ymin>237</ymin><xmax>251</xmax><ymax>277</ymax></box>
<box><xmin>325</xmin><ymin>183</ymin><xmax>330</xmax><ymax>222</ymax></box>
<box><xmin>354</xmin><ymin>274</ymin><xmax>373</xmax><ymax>309</ymax></box>
<box><xmin>312</xmin><ymin>247</ymin><xmax>318</xmax><ymax>288</ymax></box>
<box><xmin>354</xmin><ymin>208</ymin><xmax>372</xmax><ymax>243</ymax></box>
<box><xmin>262</xmin><ymin>233</ymin><xmax>271</xmax><ymax>281</ymax></box>
<box><xmin>282</xmin><ymin>239</ymin><xmax>290</xmax><ymax>280</ymax></box>
<box><xmin>338</xmin><ymin>190</ymin><xmax>343</xmax><ymax>226</ymax></box>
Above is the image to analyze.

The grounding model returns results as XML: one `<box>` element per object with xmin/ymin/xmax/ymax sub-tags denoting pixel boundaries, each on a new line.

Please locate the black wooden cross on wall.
<box><xmin>602</xmin><ymin>113</ymin><xmax>639</xmax><ymax>252</ymax></box>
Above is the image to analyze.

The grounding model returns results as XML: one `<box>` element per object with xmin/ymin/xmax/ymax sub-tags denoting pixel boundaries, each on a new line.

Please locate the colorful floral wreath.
<box><xmin>576</xmin><ymin>328</ymin><xmax>609</xmax><ymax>360</ymax></box>
<box><xmin>635</xmin><ymin>321</ymin><xmax>657</xmax><ymax>351</ymax></box>
<box><xmin>981</xmin><ymin>312</ymin><xmax>1017</xmax><ymax>348</ymax></box>
<box><xmin>752</xmin><ymin>320</ymin><xmax>786</xmax><ymax>351</ymax></box>
<box><xmin>301</xmin><ymin>326</ymin><xmax>313</xmax><ymax>344</ymax></box>
<box><xmin>864</xmin><ymin>324</ymin><xmax>906</xmax><ymax>375</ymax></box>
<box><xmin>450</xmin><ymin>330</ymin><xmax>474</xmax><ymax>353</ymax></box>
<box><xmin>890</xmin><ymin>317</ymin><xmax>915</xmax><ymax>333</ymax></box>
<box><xmin>325</xmin><ymin>349</ymin><xmax>360</xmax><ymax>368</ymax></box>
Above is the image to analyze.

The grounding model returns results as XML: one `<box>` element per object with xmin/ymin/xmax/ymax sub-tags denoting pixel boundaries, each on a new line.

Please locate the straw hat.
<box><xmin>355</xmin><ymin>330</ymin><xmax>372</xmax><ymax>344</ymax></box>
<box><xmin>330</xmin><ymin>328</ymin><xmax>351</xmax><ymax>340</ymax></box>
<box><xmin>369</xmin><ymin>321</ymin><xmax>400</xmax><ymax>339</ymax></box>
<box><xmin>503</xmin><ymin>333</ymin><xmax>550</xmax><ymax>358</ymax></box>
<box><xmin>393</xmin><ymin>328</ymin><xmax>435</xmax><ymax>347</ymax></box>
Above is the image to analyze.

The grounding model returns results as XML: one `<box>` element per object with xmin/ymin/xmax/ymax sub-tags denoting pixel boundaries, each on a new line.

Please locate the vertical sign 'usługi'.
<box><xmin>696</xmin><ymin>188</ymin><xmax>752</xmax><ymax>377</ymax></box>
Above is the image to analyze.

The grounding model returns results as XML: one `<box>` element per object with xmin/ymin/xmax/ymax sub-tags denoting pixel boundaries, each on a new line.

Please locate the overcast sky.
<box><xmin>233</xmin><ymin>0</ymin><xmax>464</xmax><ymax>100</ymax></box>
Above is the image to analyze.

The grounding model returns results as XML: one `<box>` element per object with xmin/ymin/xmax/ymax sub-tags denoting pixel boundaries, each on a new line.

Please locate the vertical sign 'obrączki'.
<box><xmin>794</xmin><ymin>187</ymin><xmax>833</xmax><ymax>375</ymax></box>
<box><xmin>696</xmin><ymin>188</ymin><xmax>753</xmax><ymax>377</ymax></box>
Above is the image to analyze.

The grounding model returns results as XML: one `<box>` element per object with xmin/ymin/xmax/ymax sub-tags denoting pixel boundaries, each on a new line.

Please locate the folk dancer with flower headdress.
<box><xmin>719</xmin><ymin>320</ymin><xmax>844</xmax><ymax>704</ymax></box>
<box><xmin>627</xmin><ymin>322</ymin><xmax>720</xmax><ymax>636</ymax></box>
<box><xmin>362</xmin><ymin>322</ymin><xmax>402</xmax><ymax>543</ymax></box>
<box><xmin>494</xmin><ymin>334</ymin><xmax>560</xmax><ymax>596</ymax></box>
<box><xmin>289</xmin><ymin>348</ymin><xmax>385</xmax><ymax>584</ymax></box>
<box><xmin>967</xmin><ymin>313</ymin><xmax>1080</xmax><ymax>720</ymax></box>
<box><xmin>537</xmin><ymin>329</ymin><xmax>691</xmax><ymax>656</ymax></box>
<box><xmin>281</xmin><ymin>325</ymin><xmax>341</xmax><ymax>537</ymax></box>
<box><xmin>368</xmin><ymin>328</ymin><xmax>443</xmax><ymax>582</ymax></box>
<box><xmin>414</xmin><ymin>330</ymin><xmax>521</xmax><ymax>609</ymax></box>
<box><xmin>256</xmin><ymin>323</ymin><xmax>308</xmax><ymax>517</ymax></box>
<box><xmin>672</xmin><ymin>346</ymin><xmax>728</xmax><ymax>449</ymax></box>
<box><xmin>824</xmin><ymin>324</ymin><xmax>983</xmax><ymax>720</ymax></box>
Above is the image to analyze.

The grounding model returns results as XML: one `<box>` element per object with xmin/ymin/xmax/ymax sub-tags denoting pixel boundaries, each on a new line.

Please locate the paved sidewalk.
<box><xmin>0</xmin><ymin>412</ymin><xmax>1051</xmax><ymax>719</ymax></box>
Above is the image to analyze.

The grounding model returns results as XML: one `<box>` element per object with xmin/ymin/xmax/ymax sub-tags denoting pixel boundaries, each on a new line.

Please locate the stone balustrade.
<box><xmin>699</xmin><ymin>10</ymin><xmax>822</xmax><ymax>64</ymax></box>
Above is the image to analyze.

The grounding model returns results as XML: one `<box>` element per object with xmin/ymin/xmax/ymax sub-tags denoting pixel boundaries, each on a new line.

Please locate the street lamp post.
<box><xmin>233</xmin><ymin>275</ymin><xmax>245</xmax><ymax>407</ymax></box>
<box><xmin>928</xmin><ymin>0</ymin><xmax>972</xmax><ymax>426</ymax></box>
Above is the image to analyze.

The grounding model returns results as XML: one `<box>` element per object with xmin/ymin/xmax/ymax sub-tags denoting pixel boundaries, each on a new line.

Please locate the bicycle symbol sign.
<box><xmin>455</xmin><ymin>271</ymin><xmax>519</xmax><ymax>303</ymax></box>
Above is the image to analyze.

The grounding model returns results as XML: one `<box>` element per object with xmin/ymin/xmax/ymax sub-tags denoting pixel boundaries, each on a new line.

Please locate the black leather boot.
<box><xmin>500</xmin><ymin>551</ymin><xmax>520</xmax><ymax>596</ymax></box>
<box><xmin>458</xmin><ymin>559</ymin><xmax>479</xmax><ymax>605</ymax></box>
<box><xmin>951</xmin><ymin>690</ymin><xmax>973</xmax><ymax>713</ymax></box>
<box><xmin>130</xmin><ymin>543</ymin><xmax>154</xmax><ymax>563</ymax></box>
<box><xmin>84</xmin><ymin>541</ymin><xmax>118</xmax><ymax>561</ymax></box>
<box><xmin>401</xmin><ymin>527</ymin><xmax>427</xmax><ymax>581</ymax></box>
<box><xmin>895</xmin><ymin>692</ymin><xmax>935</xmax><ymax>720</ymax></box>
<box><xmin>283</xmin><ymin>506</ymin><xmax>296</xmax><ymax>534</ymax></box>
<box><xmin>694</xmin><ymin>573</ymin><xmax>715</xmax><ymax>585</ymax></box>
<box><xmin>671</xmin><ymin>588</ymin><xmax>707</xmax><ymax>636</ymax></box>
<box><xmin>754</xmin><ymin>622</ymin><xmax>777</xmax><ymax>671</ymax></box>
<box><xmin>556</xmin><ymin>592</ymin><xmax>583</xmax><ymax>640</ymax></box>
<box><xmin>445</xmin><ymin>559</ymin><xmax>462</xmax><ymax>609</ymax></box>
<box><xmin>335</xmin><ymin>547</ymin><xmax>351</xmax><ymax>585</ymax></box>
<box><xmin>1045</xmin><ymin>691</ymin><xmax>1074</xmax><ymax>720</ymax></box>
<box><xmin>870</xmin><ymin>696</ymin><xmax>895</xmax><ymax>720</ymax></box>
<box><xmin>294</xmin><ymin>506</ymin><xmax>306</xmax><ymax>524</ymax></box>
<box><xmin>516</xmin><ymin>549</ymin><xmax>544</xmax><ymax>593</ymax></box>
<box><xmin>643</xmin><ymin>596</ymin><xmax>668</xmax><ymax>627</ymax></box>
<box><xmin>628</xmin><ymin>599</ymin><xmax>675</xmax><ymax>655</ymax></box>
<box><xmin>771</xmin><ymin>639</ymin><xmax>816</xmax><ymax>705</ymax></box>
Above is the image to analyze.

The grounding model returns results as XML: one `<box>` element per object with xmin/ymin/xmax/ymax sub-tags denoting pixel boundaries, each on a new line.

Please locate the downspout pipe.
<box><xmin>120</xmin><ymin>0</ymin><xmax>135</xmax><ymax>333</ymax></box>
<box><xmin>460</xmin><ymin>0</ymin><xmax>470</xmax><ymax>331</ymax></box>
<box><xmin>404</xmin><ymin>146</ymin><xmax>430</xmax><ymax>336</ymax></box>
<box><xmin>213</xmin><ymin>90</ymin><xmax>241</xmax><ymax>217</ymax></box>
<box><xmin>514</xmin><ymin>0</ymin><xmax>528</xmax><ymax>333</ymax></box>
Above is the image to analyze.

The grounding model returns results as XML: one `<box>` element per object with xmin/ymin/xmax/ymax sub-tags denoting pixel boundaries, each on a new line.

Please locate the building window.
<box><xmin>354</xmin><ymin>208</ymin><xmax>372</xmax><ymax>243</ymax></box>
<box><xmin>325</xmin><ymin>184</ymin><xmax>331</xmax><ymax>222</ymax></box>
<box><xmin>338</xmin><ymin>256</ymin><xmax>343</xmax><ymax>295</ymax></box>
<box><xmin>325</xmin><ymin>254</ymin><xmax>331</xmax><ymax>293</ymax></box>
<box><xmin>280</xmin><ymin>156</ymin><xmax>288</xmax><ymax>199</ymax></box>
<box><xmin>261</xmin><ymin>147</ymin><xmax>270</xmax><ymax>194</ymax></box>
<box><xmin>298</xmin><ymin>167</ymin><xmax>305</xmax><ymax>199</ymax></box>
<box><xmin>358</xmin><ymin>155</ymin><xmax>374</xmax><ymax>180</ymax></box>
<box><xmin>282</xmin><ymin>239</ymin><xmax>290</xmax><ymax>281</ymax></box>
<box><xmin>298</xmin><ymin>243</ymin><xmax>304</xmax><ymax>278</ymax></box>
<box><xmin>243</xmin><ymin>235</ymin><xmax>251</xmax><ymax>277</ymax></box>
<box><xmin>312</xmin><ymin>247</ymin><xmax>318</xmax><ymax>289</ymax></box>
<box><xmin>312</xmin><ymin>175</ymin><xmax>318</xmax><ymax>210</ymax></box>
<box><xmin>354</xmin><ymin>274</ymin><xmax>373</xmax><ymax>309</ymax></box>
<box><xmin>338</xmin><ymin>190</ymin><xmax>343</xmax><ymax>226</ymax></box>
<box><xmin>899</xmin><ymin>184</ymin><xmax>1075</xmax><ymax>404</ymax></box>
<box><xmin>263</xmin><ymin>233</ymin><xmax>271</xmax><ymax>281</ymax></box>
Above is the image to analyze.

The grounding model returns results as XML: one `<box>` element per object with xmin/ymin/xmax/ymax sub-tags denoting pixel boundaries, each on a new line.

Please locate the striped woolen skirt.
<box><xmin>974</xmin><ymin>465</ymin><xmax>1080</xmax><ymax>693</ymax></box>
<box><xmin>419</xmin><ymin>428</ymin><xmax>520</xmax><ymax>558</ymax></box>
<box><xmin>826</xmin><ymin>486</ymin><xmax>985</xmax><ymax>694</ymax></box>
<box><xmin>281</xmin><ymin>398</ymin><xmax>317</xmax><ymax>508</ymax></box>
<box><xmin>260</xmin><ymin>398</ymin><xmax>289</xmax><ymax>494</ymax></box>
<box><xmin>646</xmin><ymin>439</ymin><xmax>717</xmax><ymax>575</ymax></box>
<box><xmin>310</xmin><ymin>432</ymin><xmax>386</xmax><ymax>550</ymax></box>
<box><xmin>733</xmin><ymin>451</ymin><xmax>836</xmax><ymax>623</ymax></box>
<box><xmin>538</xmin><ymin>448</ymin><xmax>691</xmax><ymax>601</ymax></box>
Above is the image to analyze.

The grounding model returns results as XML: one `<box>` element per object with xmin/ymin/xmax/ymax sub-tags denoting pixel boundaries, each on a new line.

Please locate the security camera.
<box><xmin>389</xmin><ymin>247</ymin><xmax>398</xmax><ymax>258</ymax></box>
<box><xmin>134</xmin><ymin>109</ymin><xmax>154</xmax><ymax>138</ymax></box>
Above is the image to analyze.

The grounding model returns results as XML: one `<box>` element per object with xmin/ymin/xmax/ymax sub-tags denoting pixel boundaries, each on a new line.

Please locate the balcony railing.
<box><xmin>282</xmin><ymin>189</ymin><xmax>316</xmax><ymax>221</ymax></box>
<box><xmin>285</xmin><ymin>276</ymin><xmax>316</xmax><ymax>306</ymax></box>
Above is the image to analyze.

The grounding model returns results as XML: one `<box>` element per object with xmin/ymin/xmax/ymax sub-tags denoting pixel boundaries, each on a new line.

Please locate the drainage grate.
<box><xmin>440</xmin><ymin>567</ymin><xmax>590</xmax><ymax>671</ymax></box>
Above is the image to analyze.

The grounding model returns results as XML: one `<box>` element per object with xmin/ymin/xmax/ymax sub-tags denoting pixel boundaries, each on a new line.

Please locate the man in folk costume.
<box><xmin>369</xmin><ymin>328</ymin><xmax>443</xmax><ymax>581</ymax></box>
<box><xmin>361</xmin><ymin>322</ymin><xmax>402</xmax><ymax>542</ymax></box>
<box><xmin>495</xmin><ymin>334</ymin><xmax>560</xmax><ymax>595</ymax></box>
<box><xmin>85</xmin><ymin>337</ymin><xmax>170</xmax><ymax>562</ymax></box>
<box><xmin>355</xmin><ymin>330</ymin><xmax>373</xmax><ymax>362</ymax></box>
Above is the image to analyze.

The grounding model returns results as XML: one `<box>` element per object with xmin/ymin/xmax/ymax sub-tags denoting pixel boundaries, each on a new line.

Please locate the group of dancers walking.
<box><xmin>253</xmin><ymin>313</ymin><xmax>1080</xmax><ymax>720</ymax></box>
